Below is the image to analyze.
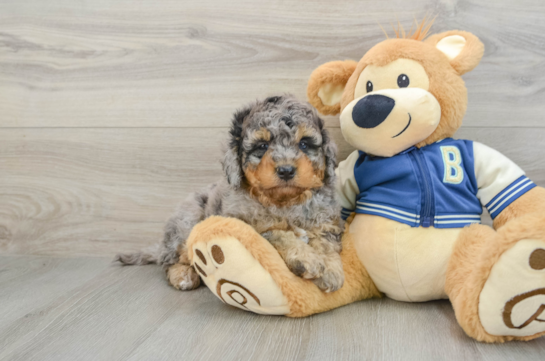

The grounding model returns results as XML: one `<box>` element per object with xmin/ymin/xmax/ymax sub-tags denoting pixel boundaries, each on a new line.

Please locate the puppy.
<box><xmin>116</xmin><ymin>95</ymin><xmax>344</xmax><ymax>292</ymax></box>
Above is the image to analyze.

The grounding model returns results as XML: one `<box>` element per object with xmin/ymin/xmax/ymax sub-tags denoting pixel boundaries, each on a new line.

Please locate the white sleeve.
<box><xmin>473</xmin><ymin>142</ymin><xmax>535</xmax><ymax>219</ymax></box>
<box><xmin>335</xmin><ymin>150</ymin><xmax>361</xmax><ymax>220</ymax></box>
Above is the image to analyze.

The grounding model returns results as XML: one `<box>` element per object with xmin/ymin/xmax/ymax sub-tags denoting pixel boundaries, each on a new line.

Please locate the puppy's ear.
<box><xmin>307</xmin><ymin>60</ymin><xmax>358</xmax><ymax>116</ymax></box>
<box><xmin>320</xmin><ymin>128</ymin><xmax>338</xmax><ymax>186</ymax></box>
<box><xmin>425</xmin><ymin>30</ymin><xmax>484</xmax><ymax>75</ymax></box>
<box><xmin>222</xmin><ymin>106</ymin><xmax>251</xmax><ymax>189</ymax></box>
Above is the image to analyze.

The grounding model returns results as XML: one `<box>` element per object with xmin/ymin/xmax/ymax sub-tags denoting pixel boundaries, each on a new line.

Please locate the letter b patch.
<box><xmin>441</xmin><ymin>146</ymin><xmax>464</xmax><ymax>184</ymax></box>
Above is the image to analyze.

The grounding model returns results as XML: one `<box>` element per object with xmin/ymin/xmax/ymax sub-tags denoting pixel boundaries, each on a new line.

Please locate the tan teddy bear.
<box><xmin>184</xmin><ymin>22</ymin><xmax>545</xmax><ymax>343</ymax></box>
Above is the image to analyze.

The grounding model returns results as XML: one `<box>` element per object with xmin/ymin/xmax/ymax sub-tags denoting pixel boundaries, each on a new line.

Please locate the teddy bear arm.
<box><xmin>472</xmin><ymin>142</ymin><xmax>541</xmax><ymax>229</ymax></box>
<box><xmin>493</xmin><ymin>186</ymin><xmax>545</xmax><ymax>229</ymax></box>
<box><xmin>335</xmin><ymin>150</ymin><xmax>361</xmax><ymax>220</ymax></box>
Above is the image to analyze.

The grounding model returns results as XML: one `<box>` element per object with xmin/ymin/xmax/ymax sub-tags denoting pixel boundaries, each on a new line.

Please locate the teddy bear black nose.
<box><xmin>352</xmin><ymin>94</ymin><xmax>395</xmax><ymax>129</ymax></box>
<box><xmin>276</xmin><ymin>166</ymin><xmax>296</xmax><ymax>181</ymax></box>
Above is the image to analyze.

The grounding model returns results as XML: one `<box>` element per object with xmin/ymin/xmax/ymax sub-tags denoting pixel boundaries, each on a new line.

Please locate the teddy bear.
<box><xmin>183</xmin><ymin>23</ymin><xmax>545</xmax><ymax>343</ymax></box>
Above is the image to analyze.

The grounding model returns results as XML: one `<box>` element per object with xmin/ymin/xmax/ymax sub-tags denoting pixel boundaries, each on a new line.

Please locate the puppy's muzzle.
<box><xmin>352</xmin><ymin>94</ymin><xmax>395</xmax><ymax>129</ymax></box>
<box><xmin>276</xmin><ymin>166</ymin><xmax>296</xmax><ymax>181</ymax></box>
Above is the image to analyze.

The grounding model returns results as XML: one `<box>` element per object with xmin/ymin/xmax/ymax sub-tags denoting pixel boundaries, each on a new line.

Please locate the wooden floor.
<box><xmin>2</xmin><ymin>0</ymin><xmax>545</xmax><ymax>359</ymax></box>
<box><xmin>0</xmin><ymin>255</ymin><xmax>544</xmax><ymax>361</ymax></box>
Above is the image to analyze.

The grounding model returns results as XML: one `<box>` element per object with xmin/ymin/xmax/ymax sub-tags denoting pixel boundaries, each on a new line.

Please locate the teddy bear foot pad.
<box><xmin>479</xmin><ymin>239</ymin><xmax>545</xmax><ymax>337</ymax></box>
<box><xmin>190</xmin><ymin>236</ymin><xmax>291</xmax><ymax>315</ymax></box>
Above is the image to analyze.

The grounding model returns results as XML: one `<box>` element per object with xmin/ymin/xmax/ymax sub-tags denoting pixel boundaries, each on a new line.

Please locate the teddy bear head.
<box><xmin>307</xmin><ymin>25</ymin><xmax>484</xmax><ymax>157</ymax></box>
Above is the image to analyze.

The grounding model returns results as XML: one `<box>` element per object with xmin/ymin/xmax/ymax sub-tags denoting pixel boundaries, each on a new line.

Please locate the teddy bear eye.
<box><xmin>397</xmin><ymin>74</ymin><xmax>410</xmax><ymax>88</ymax></box>
<box><xmin>366</xmin><ymin>81</ymin><xmax>373</xmax><ymax>93</ymax></box>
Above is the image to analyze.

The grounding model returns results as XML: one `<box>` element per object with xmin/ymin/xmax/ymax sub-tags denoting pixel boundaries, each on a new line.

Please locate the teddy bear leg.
<box><xmin>446</xmin><ymin>217</ymin><xmax>545</xmax><ymax>342</ymax></box>
<box><xmin>185</xmin><ymin>216</ymin><xmax>380</xmax><ymax>317</ymax></box>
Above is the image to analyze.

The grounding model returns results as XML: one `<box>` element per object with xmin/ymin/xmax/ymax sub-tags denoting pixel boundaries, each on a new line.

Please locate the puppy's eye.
<box><xmin>366</xmin><ymin>81</ymin><xmax>373</xmax><ymax>93</ymax></box>
<box><xmin>397</xmin><ymin>74</ymin><xmax>410</xmax><ymax>88</ymax></box>
<box><xmin>251</xmin><ymin>143</ymin><xmax>269</xmax><ymax>158</ymax></box>
<box><xmin>299</xmin><ymin>140</ymin><xmax>309</xmax><ymax>150</ymax></box>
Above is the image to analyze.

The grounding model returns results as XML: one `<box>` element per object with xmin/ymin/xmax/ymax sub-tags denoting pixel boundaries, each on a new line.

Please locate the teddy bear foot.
<box><xmin>479</xmin><ymin>239</ymin><xmax>545</xmax><ymax>338</ymax></box>
<box><xmin>189</xmin><ymin>234</ymin><xmax>291</xmax><ymax>315</ymax></box>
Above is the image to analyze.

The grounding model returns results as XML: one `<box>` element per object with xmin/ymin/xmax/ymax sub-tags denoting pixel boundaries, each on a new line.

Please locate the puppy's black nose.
<box><xmin>276</xmin><ymin>166</ymin><xmax>296</xmax><ymax>181</ymax></box>
<box><xmin>352</xmin><ymin>94</ymin><xmax>395</xmax><ymax>129</ymax></box>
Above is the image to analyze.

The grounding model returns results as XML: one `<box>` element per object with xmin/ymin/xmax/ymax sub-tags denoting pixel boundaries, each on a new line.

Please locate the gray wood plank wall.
<box><xmin>1</xmin><ymin>0</ymin><xmax>545</xmax><ymax>257</ymax></box>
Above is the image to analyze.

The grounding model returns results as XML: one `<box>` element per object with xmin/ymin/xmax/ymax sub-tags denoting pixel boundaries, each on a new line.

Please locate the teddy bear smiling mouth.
<box><xmin>391</xmin><ymin>113</ymin><xmax>412</xmax><ymax>138</ymax></box>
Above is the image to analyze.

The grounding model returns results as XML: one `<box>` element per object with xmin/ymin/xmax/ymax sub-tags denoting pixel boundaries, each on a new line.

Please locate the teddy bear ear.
<box><xmin>307</xmin><ymin>60</ymin><xmax>358</xmax><ymax>115</ymax></box>
<box><xmin>425</xmin><ymin>30</ymin><xmax>484</xmax><ymax>75</ymax></box>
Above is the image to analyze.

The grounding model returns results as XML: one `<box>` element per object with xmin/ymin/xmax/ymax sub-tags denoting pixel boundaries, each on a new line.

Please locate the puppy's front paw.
<box><xmin>264</xmin><ymin>229</ymin><xmax>325</xmax><ymax>280</ymax></box>
<box><xmin>312</xmin><ymin>254</ymin><xmax>345</xmax><ymax>293</ymax></box>
<box><xmin>285</xmin><ymin>252</ymin><xmax>325</xmax><ymax>280</ymax></box>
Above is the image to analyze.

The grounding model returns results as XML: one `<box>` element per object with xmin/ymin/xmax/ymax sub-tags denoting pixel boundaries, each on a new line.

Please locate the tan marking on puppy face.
<box><xmin>295</xmin><ymin>124</ymin><xmax>315</xmax><ymax>142</ymax></box>
<box><xmin>244</xmin><ymin>153</ymin><xmax>279</xmax><ymax>189</ymax></box>
<box><xmin>294</xmin><ymin>155</ymin><xmax>324</xmax><ymax>189</ymax></box>
<box><xmin>254</xmin><ymin>127</ymin><xmax>271</xmax><ymax>142</ymax></box>
<box><xmin>253</xmin><ymin>188</ymin><xmax>313</xmax><ymax>207</ymax></box>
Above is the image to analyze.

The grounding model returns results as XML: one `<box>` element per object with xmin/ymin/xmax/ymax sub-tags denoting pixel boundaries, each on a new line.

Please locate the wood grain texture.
<box><xmin>0</xmin><ymin>128</ymin><xmax>224</xmax><ymax>256</ymax></box>
<box><xmin>1</xmin><ymin>127</ymin><xmax>543</xmax><ymax>256</ymax></box>
<box><xmin>0</xmin><ymin>0</ymin><xmax>544</xmax><ymax>128</ymax></box>
<box><xmin>0</xmin><ymin>255</ymin><xmax>543</xmax><ymax>361</ymax></box>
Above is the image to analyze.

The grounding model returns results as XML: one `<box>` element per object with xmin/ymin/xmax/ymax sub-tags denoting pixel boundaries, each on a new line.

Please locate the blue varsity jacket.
<box><xmin>338</xmin><ymin>138</ymin><xmax>536</xmax><ymax>228</ymax></box>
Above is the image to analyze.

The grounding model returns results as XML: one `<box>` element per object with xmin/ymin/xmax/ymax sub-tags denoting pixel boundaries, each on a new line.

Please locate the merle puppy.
<box><xmin>116</xmin><ymin>95</ymin><xmax>344</xmax><ymax>292</ymax></box>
